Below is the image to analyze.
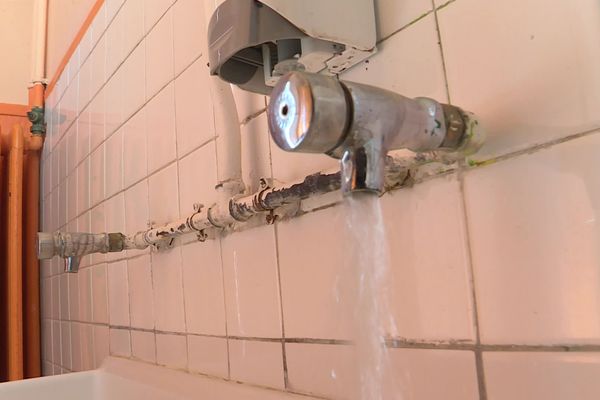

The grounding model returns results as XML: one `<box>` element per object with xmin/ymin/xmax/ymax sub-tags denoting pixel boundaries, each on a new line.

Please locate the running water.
<box><xmin>343</xmin><ymin>193</ymin><xmax>399</xmax><ymax>400</ymax></box>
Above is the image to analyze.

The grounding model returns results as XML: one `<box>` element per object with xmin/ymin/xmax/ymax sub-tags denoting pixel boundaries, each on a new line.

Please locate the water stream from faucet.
<box><xmin>344</xmin><ymin>193</ymin><xmax>400</xmax><ymax>400</ymax></box>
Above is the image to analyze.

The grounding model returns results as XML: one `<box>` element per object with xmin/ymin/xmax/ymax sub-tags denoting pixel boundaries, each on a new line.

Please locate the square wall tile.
<box><xmin>110</xmin><ymin>328</ymin><xmax>131</xmax><ymax>357</ymax></box>
<box><xmin>152</xmin><ymin>247</ymin><xmax>186</xmax><ymax>332</ymax></box>
<box><xmin>108</xmin><ymin>260</ymin><xmax>130</xmax><ymax>326</ymax></box>
<box><xmin>187</xmin><ymin>335</ymin><xmax>228</xmax><ymax>378</ymax></box>
<box><xmin>343</xmin><ymin>13</ymin><xmax>447</xmax><ymax>101</ymax></box>
<box><xmin>121</xmin><ymin>0</ymin><xmax>144</xmax><ymax>56</ymax></box>
<box><xmin>229</xmin><ymin>339</ymin><xmax>284</xmax><ymax>389</ymax></box>
<box><xmin>145</xmin><ymin>9</ymin><xmax>174</xmax><ymax>98</ymax></box>
<box><xmin>128</xmin><ymin>254</ymin><xmax>155</xmax><ymax>330</ymax></box>
<box><xmin>122</xmin><ymin>41</ymin><xmax>145</xmax><ymax>121</ymax></box>
<box><xmin>374</xmin><ymin>0</ymin><xmax>433</xmax><ymax>41</ymax></box>
<box><xmin>90</xmin><ymin>35</ymin><xmax>106</xmax><ymax>99</ymax></box>
<box><xmin>52</xmin><ymin>320</ymin><xmax>61</xmax><ymax>366</ymax></box>
<box><xmin>222</xmin><ymin>225</ymin><xmax>282</xmax><ymax>338</ymax></box>
<box><xmin>148</xmin><ymin>162</ymin><xmax>180</xmax><ymax>224</ymax></box>
<box><xmin>384</xmin><ymin>348</ymin><xmax>478</xmax><ymax>400</ymax></box>
<box><xmin>93</xmin><ymin>325</ymin><xmax>109</xmax><ymax>368</ymax></box>
<box><xmin>181</xmin><ymin>240</ymin><xmax>226</xmax><ymax>336</ymax></box>
<box><xmin>485</xmin><ymin>352</ymin><xmax>600</xmax><ymax>400</ymax></box>
<box><xmin>59</xmin><ymin>273</ymin><xmax>69</xmax><ymax>320</ymax></box>
<box><xmin>131</xmin><ymin>330</ymin><xmax>156</xmax><ymax>363</ymax></box>
<box><xmin>105</xmin><ymin>0</ymin><xmax>124</xmax><ymax>24</ymax></box>
<box><xmin>105</xmin><ymin>127</ymin><xmax>124</xmax><ymax>198</ymax></box>
<box><xmin>104</xmin><ymin>66</ymin><xmax>124</xmax><ymax>137</ymax></box>
<box><xmin>174</xmin><ymin>58</ymin><xmax>214</xmax><ymax>157</ymax></box>
<box><xmin>89</xmin><ymin>89</ymin><xmax>105</xmax><ymax>151</ymax></box>
<box><xmin>66</xmin><ymin>173</ymin><xmax>77</xmax><ymax>223</ymax></box>
<box><xmin>66</xmin><ymin>126</ymin><xmax>77</xmax><ymax>176</ymax></box>
<box><xmin>464</xmin><ymin>133</ymin><xmax>600</xmax><ymax>344</ymax></box>
<box><xmin>380</xmin><ymin>175</ymin><xmax>475</xmax><ymax>342</ymax></box>
<box><xmin>80</xmin><ymin>323</ymin><xmax>95</xmax><ymax>371</ymax></box>
<box><xmin>124</xmin><ymin>180</ymin><xmax>149</xmax><ymax>236</ymax></box>
<box><xmin>42</xmin><ymin>319</ymin><xmax>52</xmax><ymax>362</ymax></box>
<box><xmin>70</xmin><ymin>322</ymin><xmax>82</xmax><ymax>372</ymax></box>
<box><xmin>42</xmin><ymin>362</ymin><xmax>52</xmax><ymax>376</ymax></box>
<box><xmin>68</xmin><ymin>274</ymin><xmax>80</xmax><ymax>322</ymax></box>
<box><xmin>105</xmin><ymin>6</ymin><xmax>125</xmax><ymax>78</ymax></box>
<box><xmin>144</xmin><ymin>0</ymin><xmax>175</xmax><ymax>33</ymax></box>
<box><xmin>91</xmin><ymin>264</ymin><xmax>109</xmax><ymax>324</ymax></box>
<box><xmin>123</xmin><ymin>108</ymin><xmax>147</xmax><ymax>188</ymax></box>
<box><xmin>437</xmin><ymin>0</ymin><xmax>600</xmax><ymax>160</ymax></box>
<box><xmin>286</xmin><ymin>343</ymin><xmax>357</xmax><ymax>399</ymax></box>
<box><xmin>78</xmin><ymin>268</ymin><xmax>92</xmax><ymax>322</ymax></box>
<box><xmin>76</xmin><ymin>109</ymin><xmax>90</xmax><ymax>164</ymax></box>
<box><xmin>78</xmin><ymin>58</ymin><xmax>92</xmax><ymax>114</ymax></box>
<box><xmin>156</xmin><ymin>333</ymin><xmax>187</xmax><ymax>369</ymax></box>
<box><xmin>145</xmin><ymin>83</ymin><xmax>177</xmax><ymax>173</ymax></box>
<box><xmin>76</xmin><ymin>157</ymin><xmax>90</xmax><ymax>216</ymax></box>
<box><xmin>177</xmin><ymin>142</ymin><xmax>218</xmax><ymax>214</ymax></box>
<box><xmin>173</xmin><ymin>0</ymin><xmax>206</xmax><ymax>75</ymax></box>
<box><xmin>41</xmin><ymin>278</ymin><xmax>51</xmax><ymax>318</ymax></box>
<box><xmin>286</xmin><ymin>344</ymin><xmax>479</xmax><ymax>400</ymax></box>
<box><xmin>277</xmin><ymin>207</ymin><xmax>352</xmax><ymax>340</ymax></box>
<box><xmin>60</xmin><ymin>321</ymin><xmax>72</xmax><ymax>370</ymax></box>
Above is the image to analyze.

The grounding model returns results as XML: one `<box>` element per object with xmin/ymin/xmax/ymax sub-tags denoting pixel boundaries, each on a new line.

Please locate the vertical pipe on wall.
<box><xmin>23</xmin><ymin>140</ymin><xmax>42</xmax><ymax>378</ymax></box>
<box><xmin>23</xmin><ymin>0</ymin><xmax>47</xmax><ymax>378</ymax></box>
<box><xmin>210</xmin><ymin>77</ymin><xmax>245</xmax><ymax>198</ymax></box>
<box><xmin>7</xmin><ymin>124</ymin><xmax>24</xmax><ymax>381</ymax></box>
<box><xmin>30</xmin><ymin>0</ymin><xmax>48</xmax><ymax>90</ymax></box>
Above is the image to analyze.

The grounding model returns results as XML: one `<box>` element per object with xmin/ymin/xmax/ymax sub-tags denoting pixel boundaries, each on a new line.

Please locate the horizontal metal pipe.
<box><xmin>38</xmin><ymin>153</ymin><xmax>444</xmax><ymax>262</ymax></box>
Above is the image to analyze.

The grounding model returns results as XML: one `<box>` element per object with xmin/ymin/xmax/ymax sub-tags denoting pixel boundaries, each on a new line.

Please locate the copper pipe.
<box><xmin>7</xmin><ymin>124</ymin><xmax>24</xmax><ymax>381</ymax></box>
<box><xmin>28</xmin><ymin>85</ymin><xmax>44</xmax><ymax>110</ymax></box>
<box><xmin>23</xmin><ymin>148</ymin><xmax>41</xmax><ymax>378</ymax></box>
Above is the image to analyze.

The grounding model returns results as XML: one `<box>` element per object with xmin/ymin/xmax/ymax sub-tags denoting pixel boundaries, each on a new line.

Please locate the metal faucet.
<box><xmin>267</xmin><ymin>72</ymin><xmax>483</xmax><ymax>194</ymax></box>
<box><xmin>37</xmin><ymin>232</ymin><xmax>126</xmax><ymax>273</ymax></box>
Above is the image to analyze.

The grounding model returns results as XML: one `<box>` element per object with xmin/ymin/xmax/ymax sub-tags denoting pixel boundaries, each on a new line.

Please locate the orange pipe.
<box><xmin>28</xmin><ymin>85</ymin><xmax>44</xmax><ymax>109</ymax></box>
<box><xmin>7</xmin><ymin>124</ymin><xmax>24</xmax><ymax>381</ymax></box>
<box><xmin>23</xmin><ymin>148</ymin><xmax>41</xmax><ymax>378</ymax></box>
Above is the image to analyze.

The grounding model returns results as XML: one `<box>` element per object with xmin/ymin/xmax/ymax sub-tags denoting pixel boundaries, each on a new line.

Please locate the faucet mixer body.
<box><xmin>267</xmin><ymin>72</ymin><xmax>483</xmax><ymax>194</ymax></box>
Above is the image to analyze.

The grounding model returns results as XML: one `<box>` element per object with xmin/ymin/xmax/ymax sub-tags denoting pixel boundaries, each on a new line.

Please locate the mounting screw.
<box><xmin>265</xmin><ymin>211</ymin><xmax>278</xmax><ymax>225</ymax></box>
<box><xmin>196</xmin><ymin>230</ymin><xmax>208</xmax><ymax>242</ymax></box>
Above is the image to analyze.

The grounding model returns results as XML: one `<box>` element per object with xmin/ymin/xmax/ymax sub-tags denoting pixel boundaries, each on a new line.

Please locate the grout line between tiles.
<box><xmin>431</xmin><ymin>0</ymin><xmax>452</xmax><ymax>104</ymax></box>
<box><xmin>272</xmin><ymin>223</ymin><xmax>290</xmax><ymax>389</ymax></box>
<box><xmin>457</xmin><ymin>165</ymin><xmax>487</xmax><ymax>400</ymax></box>
<box><xmin>45</xmin><ymin>317</ymin><xmax>600</xmax><ymax>353</ymax></box>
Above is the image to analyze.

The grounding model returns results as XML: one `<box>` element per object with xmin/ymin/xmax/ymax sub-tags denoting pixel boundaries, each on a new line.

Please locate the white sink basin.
<box><xmin>0</xmin><ymin>357</ymin><xmax>317</xmax><ymax>400</ymax></box>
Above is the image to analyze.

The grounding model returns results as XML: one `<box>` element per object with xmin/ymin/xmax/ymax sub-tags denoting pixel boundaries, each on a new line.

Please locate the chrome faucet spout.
<box><xmin>267</xmin><ymin>72</ymin><xmax>484</xmax><ymax>194</ymax></box>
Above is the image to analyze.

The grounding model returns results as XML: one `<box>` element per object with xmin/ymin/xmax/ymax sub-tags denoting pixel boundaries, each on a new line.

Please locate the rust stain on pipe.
<box><xmin>7</xmin><ymin>124</ymin><xmax>24</xmax><ymax>381</ymax></box>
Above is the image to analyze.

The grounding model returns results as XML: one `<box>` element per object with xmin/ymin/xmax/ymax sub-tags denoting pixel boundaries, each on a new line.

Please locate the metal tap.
<box><xmin>267</xmin><ymin>72</ymin><xmax>484</xmax><ymax>194</ymax></box>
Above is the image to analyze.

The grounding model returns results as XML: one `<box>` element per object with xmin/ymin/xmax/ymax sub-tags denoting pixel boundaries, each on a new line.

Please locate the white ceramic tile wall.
<box><xmin>40</xmin><ymin>0</ymin><xmax>600</xmax><ymax>398</ymax></box>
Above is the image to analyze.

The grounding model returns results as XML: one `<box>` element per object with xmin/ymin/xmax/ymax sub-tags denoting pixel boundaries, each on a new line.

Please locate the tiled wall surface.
<box><xmin>40</xmin><ymin>0</ymin><xmax>600</xmax><ymax>399</ymax></box>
